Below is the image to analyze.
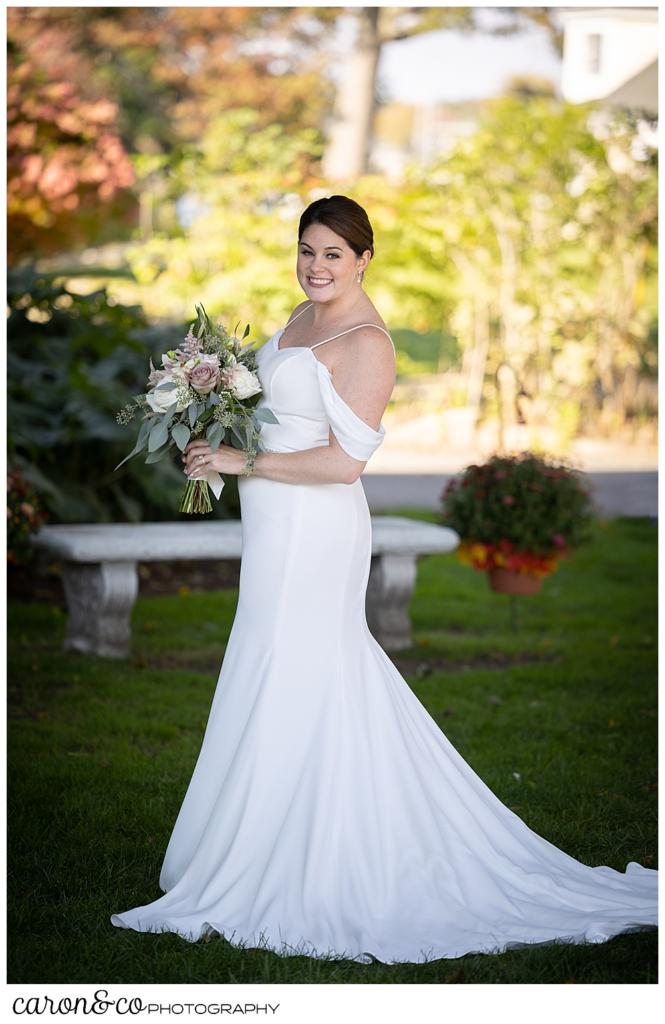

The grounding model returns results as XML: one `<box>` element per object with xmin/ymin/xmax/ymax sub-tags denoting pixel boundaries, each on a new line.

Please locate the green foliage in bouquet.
<box><xmin>441</xmin><ymin>451</ymin><xmax>597</xmax><ymax>574</ymax></box>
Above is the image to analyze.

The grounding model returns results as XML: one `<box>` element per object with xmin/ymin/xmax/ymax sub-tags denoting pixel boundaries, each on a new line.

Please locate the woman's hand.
<box><xmin>183</xmin><ymin>439</ymin><xmax>246</xmax><ymax>478</ymax></box>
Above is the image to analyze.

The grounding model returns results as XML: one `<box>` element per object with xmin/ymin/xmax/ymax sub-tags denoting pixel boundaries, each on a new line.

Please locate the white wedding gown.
<box><xmin>111</xmin><ymin>312</ymin><xmax>658</xmax><ymax>963</ymax></box>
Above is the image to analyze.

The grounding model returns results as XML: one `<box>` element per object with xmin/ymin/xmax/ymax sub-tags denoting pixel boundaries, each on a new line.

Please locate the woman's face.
<box><xmin>297</xmin><ymin>223</ymin><xmax>370</xmax><ymax>304</ymax></box>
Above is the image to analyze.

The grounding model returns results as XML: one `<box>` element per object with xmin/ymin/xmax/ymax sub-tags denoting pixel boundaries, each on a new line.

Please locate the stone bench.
<box><xmin>31</xmin><ymin>517</ymin><xmax>459</xmax><ymax>658</ymax></box>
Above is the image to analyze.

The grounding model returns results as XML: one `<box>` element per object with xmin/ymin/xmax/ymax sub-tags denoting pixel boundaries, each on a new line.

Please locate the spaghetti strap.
<box><xmin>284</xmin><ymin>302</ymin><xmax>313</xmax><ymax>328</ymax></box>
<box><xmin>282</xmin><ymin>303</ymin><xmax>395</xmax><ymax>356</ymax></box>
<box><xmin>311</xmin><ymin>323</ymin><xmax>395</xmax><ymax>354</ymax></box>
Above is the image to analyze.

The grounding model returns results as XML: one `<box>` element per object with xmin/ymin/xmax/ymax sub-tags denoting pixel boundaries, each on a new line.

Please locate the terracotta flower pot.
<box><xmin>487</xmin><ymin>566</ymin><xmax>543</xmax><ymax>595</ymax></box>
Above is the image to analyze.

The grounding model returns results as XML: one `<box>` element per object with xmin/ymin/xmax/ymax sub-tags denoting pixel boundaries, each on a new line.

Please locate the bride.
<box><xmin>111</xmin><ymin>194</ymin><xmax>657</xmax><ymax>964</ymax></box>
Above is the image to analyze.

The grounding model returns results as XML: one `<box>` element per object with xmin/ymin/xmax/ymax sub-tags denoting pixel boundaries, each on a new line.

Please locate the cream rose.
<box><xmin>146</xmin><ymin>375</ymin><xmax>192</xmax><ymax>413</ymax></box>
<box><xmin>222</xmin><ymin>364</ymin><xmax>262</xmax><ymax>400</ymax></box>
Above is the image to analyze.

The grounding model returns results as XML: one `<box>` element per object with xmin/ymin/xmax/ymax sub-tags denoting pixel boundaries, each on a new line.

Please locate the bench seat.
<box><xmin>32</xmin><ymin>517</ymin><xmax>459</xmax><ymax>658</ymax></box>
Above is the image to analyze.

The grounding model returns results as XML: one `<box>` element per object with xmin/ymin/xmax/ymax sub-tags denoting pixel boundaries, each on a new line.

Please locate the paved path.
<box><xmin>361</xmin><ymin>472</ymin><xmax>658</xmax><ymax>518</ymax></box>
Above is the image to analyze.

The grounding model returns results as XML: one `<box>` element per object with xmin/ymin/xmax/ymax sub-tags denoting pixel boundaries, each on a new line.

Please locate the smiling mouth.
<box><xmin>307</xmin><ymin>277</ymin><xmax>332</xmax><ymax>286</ymax></box>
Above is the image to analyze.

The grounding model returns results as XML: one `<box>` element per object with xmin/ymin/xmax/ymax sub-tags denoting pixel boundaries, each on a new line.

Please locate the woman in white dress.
<box><xmin>111</xmin><ymin>195</ymin><xmax>657</xmax><ymax>964</ymax></box>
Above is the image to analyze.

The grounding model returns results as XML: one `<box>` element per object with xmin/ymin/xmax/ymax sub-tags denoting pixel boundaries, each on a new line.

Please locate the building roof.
<box><xmin>605</xmin><ymin>57</ymin><xmax>658</xmax><ymax>115</ymax></box>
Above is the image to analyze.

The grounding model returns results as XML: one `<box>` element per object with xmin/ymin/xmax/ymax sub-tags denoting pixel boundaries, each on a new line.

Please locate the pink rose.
<box><xmin>187</xmin><ymin>360</ymin><xmax>221</xmax><ymax>395</ymax></box>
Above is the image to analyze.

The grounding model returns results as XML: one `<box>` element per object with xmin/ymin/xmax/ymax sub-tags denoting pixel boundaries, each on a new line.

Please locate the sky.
<box><xmin>378</xmin><ymin>8</ymin><xmax>563</xmax><ymax>104</ymax></box>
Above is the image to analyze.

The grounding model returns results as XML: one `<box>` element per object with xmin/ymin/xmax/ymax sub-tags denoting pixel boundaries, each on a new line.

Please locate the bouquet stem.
<box><xmin>179</xmin><ymin>478</ymin><xmax>213</xmax><ymax>515</ymax></box>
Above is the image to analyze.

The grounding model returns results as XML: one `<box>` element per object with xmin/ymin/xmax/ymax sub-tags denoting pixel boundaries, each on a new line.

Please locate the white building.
<box><xmin>559</xmin><ymin>6</ymin><xmax>657</xmax><ymax>115</ymax></box>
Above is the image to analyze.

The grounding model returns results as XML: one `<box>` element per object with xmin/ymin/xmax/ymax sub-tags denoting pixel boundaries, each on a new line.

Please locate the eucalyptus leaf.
<box><xmin>161</xmin><ymin>402</ymin><xmax>179</xmax><ymax>427</ymax></box>
<box><xmin>252</xmin><ymin>406</ymin><xmax>279</xmax><ymax>424</ymax></box>
<box><xmin>243</xmin><ymin>323</ymin><xmax>250</xmax><ymax>339</ymax></box>
<box><xmin>188</xmin><ymin>402</ymin><xmax>199</xmax><ymax>428</ymax></box>
<box><xmin>154</xmin><ymin>381</ymin><xmax>177</xmax><ymax>391</ymax></box>
<box><xmin>148</xmin><ymin>420</ymin><xmax>170</xmax><ymax>452</ymax></box>
<box><xmin>206</xmin><ymin>422</ymin><xmax>224</xmax><ymax>451</ymax></box>
<box><xmin>114</xmin><ymin>438</ymin><xmax>144</xmax><ymax>472</ymax></box>
<box><xmin>145</xmin><ymin>446</ymin><xmax>170</xmax><ymax>464</ymax></box>
<box><xmin>230</xmin><ymin>423</ymin><xmax>245</xmax><ymax>447</ymax></box>
<box><xmin>137</xmin><ymin>417</ymin><xmax>153</xmax><ymax>444</ymax></box>
<box><xmin>207</xmin><ymin>391</ymin><xmax>220</xmax><ymax>405</ymax></box>
<box><xmin>114</xmin><ymin>417</ymin><xmax>153</xmax><ymax>471</ymax></box>
<box><xmin>171</xmin><ymin>423</ymin><xmax>191</xmax><ymax>452</ymax></box>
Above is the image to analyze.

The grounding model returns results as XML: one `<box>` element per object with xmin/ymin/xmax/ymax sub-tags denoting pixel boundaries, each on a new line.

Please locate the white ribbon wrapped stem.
<box><xmin>186</xmin><ymin>470</ymin><xmax>225</xmax><ymax>499</ymax></box>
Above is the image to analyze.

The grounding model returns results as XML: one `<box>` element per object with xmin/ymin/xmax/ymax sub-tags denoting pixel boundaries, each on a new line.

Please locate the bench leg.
<box><xmin>61</xmin><ymin>562</ymin><xmax>138</xmax><ymax>658</ymax></box>
<box><xmin>366</xmin><ymin>554</ymin><xmax>417</xmax><ymax>651</ymax></box>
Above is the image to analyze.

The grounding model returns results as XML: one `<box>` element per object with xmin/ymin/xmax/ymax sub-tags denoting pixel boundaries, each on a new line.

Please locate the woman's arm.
<box><xmin>184</xmin><ymin>420</ymin><xmax>365</xmax><ymax>487</ymax></box>
<box><xmin>254</xmin><ymin>433</ymin><xmax>366</xmax><ymax>485</ymax></box>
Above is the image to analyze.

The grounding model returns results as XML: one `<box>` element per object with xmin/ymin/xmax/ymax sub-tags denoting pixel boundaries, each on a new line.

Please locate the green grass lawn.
<box><xmin>7</xmin><ymin>514</ymin><xmax>657</xmax><ymax>984</ymax></box>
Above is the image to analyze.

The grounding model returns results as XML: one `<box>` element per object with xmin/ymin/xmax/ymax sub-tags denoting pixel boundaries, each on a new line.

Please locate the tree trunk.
<box><xmin>322</xmin><ymin>8</ymin><xmax>380</xmax><ymax>182</ymax></box>
<box><xmin>467</xmin><ymin>298</ymin><xmax>490</xmax><ymax>411</ymax></box>
<box><xmin>490</xmin><ymin>211</ymin><xmax>519</xmax><ymax>450</ymax></box>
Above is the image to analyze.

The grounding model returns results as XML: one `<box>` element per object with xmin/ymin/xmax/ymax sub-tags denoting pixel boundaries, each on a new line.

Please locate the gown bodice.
<box><xmin>254</xmin><ymin>329</ymin><xmax>387</xmax><ymax>462</ymax></box>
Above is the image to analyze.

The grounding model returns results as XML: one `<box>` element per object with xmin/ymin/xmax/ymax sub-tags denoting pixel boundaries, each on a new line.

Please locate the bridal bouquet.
<box><xmin>115</xmin><ymin>304</ymin><xmax>278</xmax><ymax>514</ymax></box>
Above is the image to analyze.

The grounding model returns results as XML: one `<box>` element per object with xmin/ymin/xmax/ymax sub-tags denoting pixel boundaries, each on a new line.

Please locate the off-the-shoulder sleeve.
<box><xmin>315</xmin><ymin>361</ymin><xmax>385</xmax><ymax>461</ymax></box>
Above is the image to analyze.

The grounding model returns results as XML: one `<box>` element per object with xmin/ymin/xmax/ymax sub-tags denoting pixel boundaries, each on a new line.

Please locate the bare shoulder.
<box><xmin>349</xmin><ymin>323</ymin><xmax>396</xmax><ymax>381</ymax></box>
<box><xmin>331</xmin><ymin>322</ymin><xmax>395</xmax><ymax>430</ymax></box>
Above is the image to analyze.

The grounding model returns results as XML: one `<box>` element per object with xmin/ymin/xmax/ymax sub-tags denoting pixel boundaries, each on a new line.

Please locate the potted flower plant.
<box><xmin>440</xmin><ymin>451</ymin><xmax>596</xmax><ymax>594</ymax></box>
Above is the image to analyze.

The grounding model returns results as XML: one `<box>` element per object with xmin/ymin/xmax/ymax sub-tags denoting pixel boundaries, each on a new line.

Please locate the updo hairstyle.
<box><xmin>298</xmin><ymin>195</ymin><xmax>374</xmax><ymax>262</ymax></box>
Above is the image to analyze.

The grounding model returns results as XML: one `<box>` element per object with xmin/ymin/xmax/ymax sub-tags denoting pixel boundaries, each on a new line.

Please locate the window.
<box><xmin>586</xmin><ymin>32</ymin><xmax>602</xmax><ymax>75</ymax></box>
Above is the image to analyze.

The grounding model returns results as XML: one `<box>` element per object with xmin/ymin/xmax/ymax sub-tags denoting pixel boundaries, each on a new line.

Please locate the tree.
<box><xmin>7</xmin><ymin>6</ymin><xmax>333</xmax><ymax>259</ymax></box>
<box><xmin>8</xmin><ymin>14</ymin><xmax>136</xmax><ymax>260</ymax></box>
<box><xmin>429</xmin><ymin>97</ymin><xmax>657</xmax><ymax>444</ymax></box>
<box><xmin>321</xmin><ymin>6</ymin><xmax>562</xmax><ymax>181</ymax></box>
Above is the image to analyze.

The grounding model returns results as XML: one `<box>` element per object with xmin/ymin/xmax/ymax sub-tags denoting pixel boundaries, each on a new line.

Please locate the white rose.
<box><xmin>146</xmin><ymin>375</ymin><xmax>193</xmax><ymax>413</ymax></box>
<box><xmin>224</xmin><ymin>364</ymin><xmax>262</xmax><ymax>400</ymax></box>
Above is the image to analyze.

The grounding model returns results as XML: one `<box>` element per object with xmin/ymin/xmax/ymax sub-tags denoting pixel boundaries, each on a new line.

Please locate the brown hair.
<box><xmin>298</xmin><ymin>195</ymin><xmax>374</xmax><ymax>259</ymax></box>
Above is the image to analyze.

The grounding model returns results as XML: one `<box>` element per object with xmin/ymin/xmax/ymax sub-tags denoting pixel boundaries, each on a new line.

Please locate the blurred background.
<box><xmin>7</xmin><ymin>5</ymin><xmax>658</xmax><ymax>528</ymax></box>
<box><xmin>7</xmin><ymin>9</ymin><xmax>659</xmax><ymax>989</ymax></box>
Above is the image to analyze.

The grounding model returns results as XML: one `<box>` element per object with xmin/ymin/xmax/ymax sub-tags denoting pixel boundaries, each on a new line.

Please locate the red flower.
<box><xmin>502</xmin><ymin>495</ymin><xmax>515</xmax><ymax>505</ymax></box>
